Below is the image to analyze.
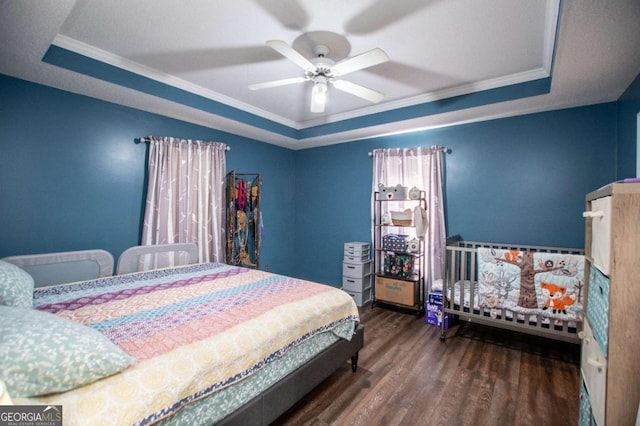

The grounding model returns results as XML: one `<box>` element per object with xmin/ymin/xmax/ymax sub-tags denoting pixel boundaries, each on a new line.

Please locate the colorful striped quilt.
<box><xmin>19</xmin><ymin>263</ymin><xmax>360</xmax><ymax>425</ymax></box>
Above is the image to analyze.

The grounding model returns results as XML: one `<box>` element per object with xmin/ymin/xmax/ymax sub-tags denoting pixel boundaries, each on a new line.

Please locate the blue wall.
<box><xmin>0</xmin><ymin>74</ymin><xmax>296</xmax><ymax>275</ymax></box>
<box><xmin>3</xmin><ymin>71</ymin><xmax>638</xmax><ymax>286</ymax></box>
<box><xmin>617</xmin><ymin>72</ymin><xmax>640</xmax><ymax>179</ymax></box>
<box><xmin>293</xmin><ymin>104</ymin><xmax>618</xmax><ymax>285</ymax></box>
<box><xmin>293</xmin><ymin>141</ymin><xmax>375</xmax><ymax>282</ymax></box>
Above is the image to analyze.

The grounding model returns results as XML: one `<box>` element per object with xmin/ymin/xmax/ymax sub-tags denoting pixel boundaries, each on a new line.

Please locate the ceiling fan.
<box><xmin>249</xmin><ymin>40</ymin><xmax>389</xmax><ymax>113</ymax></box>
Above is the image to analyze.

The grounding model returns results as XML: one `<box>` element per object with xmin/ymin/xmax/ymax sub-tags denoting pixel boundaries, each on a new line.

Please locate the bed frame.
<box><xmin>220</xmin><ymin>324</ymin><xmax>364</xmax><ymax>425</ymax></box>
<box><xmin>441</xmin><ymin>240</ymin><xmax>584</xmax><ymax>344</ymax></box>
<box><xmin>5</xmin><ymin>248</ymin><xmax>364</xmax><ymax>424</ymax></box>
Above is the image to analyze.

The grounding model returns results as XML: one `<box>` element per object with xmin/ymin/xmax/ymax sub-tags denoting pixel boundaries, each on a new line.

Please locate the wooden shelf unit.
<box><xmin>579</xmin><ymin>182</ymin><xmax>640</xmax><ymax>425</ymax></box>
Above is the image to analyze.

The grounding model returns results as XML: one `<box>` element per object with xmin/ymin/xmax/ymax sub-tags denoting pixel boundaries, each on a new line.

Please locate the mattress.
<box><xmin>433</xmin><ymin>278</ymin><xmax>478</xmax><ymax>309</ymax></box>
<box><xmin>14</xmin><ymin>263</ymin><xmax>359</xmax><ymax>425</ymax></box>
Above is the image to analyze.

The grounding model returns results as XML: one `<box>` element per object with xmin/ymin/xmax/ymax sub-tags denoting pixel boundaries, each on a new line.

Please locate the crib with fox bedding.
<box><xmin>438</xmin><ymin>239</ymin><xmax>585</xmax><ymax>343</ymax></box>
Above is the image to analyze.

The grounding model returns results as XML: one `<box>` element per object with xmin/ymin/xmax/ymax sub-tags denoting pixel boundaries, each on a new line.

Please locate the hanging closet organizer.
<box><xmin>225</xmin><ymin>171</ymin><xmax>261</xmax><ymax>269</ymax></box>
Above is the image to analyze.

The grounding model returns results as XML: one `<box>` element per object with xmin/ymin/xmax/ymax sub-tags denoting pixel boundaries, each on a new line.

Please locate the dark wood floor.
<box><xmin>274</xmin><ymin>304</ymin><xmax>581</xmax><ymax>426</ymax></box>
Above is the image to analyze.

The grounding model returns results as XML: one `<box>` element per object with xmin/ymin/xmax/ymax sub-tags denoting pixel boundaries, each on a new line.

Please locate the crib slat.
<box><xmin>469</xmin><ymin>250</ymin><xmax>476</xmax><ymax>310</ymax></box>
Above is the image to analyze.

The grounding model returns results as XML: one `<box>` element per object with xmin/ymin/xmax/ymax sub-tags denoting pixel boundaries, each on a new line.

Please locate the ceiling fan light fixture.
<box><xmin>251</xmin><ymin>40</ymin><xmax>389</xmax><ymax>113</ymax></box>
<box><xmin>310</xmin><ymin>76</ymin><xmax>328</xmax><ymax>113</ymax></box>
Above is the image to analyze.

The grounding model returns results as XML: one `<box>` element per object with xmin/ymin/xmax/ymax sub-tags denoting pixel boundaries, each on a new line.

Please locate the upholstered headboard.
<box><xmin>2</xmin><ymin>250</ymin><xmax>114</xmax><ymax>287</ymax></box>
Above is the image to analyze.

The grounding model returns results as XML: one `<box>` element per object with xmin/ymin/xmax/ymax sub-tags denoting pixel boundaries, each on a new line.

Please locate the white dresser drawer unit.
<box><xmin>344</xmin><ymin>252</ymin><xmax>370</xmax><ymax>263</ymax></box>
<box><xmin>343</xmin><ymin>242</ymin><xmax>372</xmax><ymax>307</ymax></box>
<box><xmin>344</xmin><ymin>241</ymin><xmax>370</xmax><ymax>253</ymax></box>
<box><xmin>342</xmin><ymin>275</ymin><xmax>372</xmax><ymax>292</ymax></box>
<box><xmin>342</xmin><ymin>286</ymin><xmax>372</xmax><ymax>307</ymax></box>
<box><xmin>343</xmin><ymin>261</ymin><xmax>372</xmax><ymax>278</ymax></box>
<box><xmin>344</xmin><ymin>242</ymin><xmax>371</xmax><ymax>263</ymax></box>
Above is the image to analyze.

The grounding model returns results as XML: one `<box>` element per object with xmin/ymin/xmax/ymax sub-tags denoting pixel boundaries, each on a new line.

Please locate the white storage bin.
<box><xmin>342</xmin><ymin>275</ymin><xmax>372</xmax><ymax>292</ymax></box>
<box><xmin>581</xmin><ymin>321</ymin><xmax>607</xmax><ymax>426</ymax></box>
<box><xmin>342</xmin><ymin>287</ymin><xmax>372</xmax><ymax>307</ymax></box>
<box><xmin>589</xmin><ymin>196</ymin><xmax>612</xmax><ymax>275</ymax></box>
<box><xmin>344</xmin><ymin>250</ymin><xmax>370</xmax><ymax>263</ymax></box>
<box><xmin>342</xmin><ymin>261</ymin><xmax>372</xmax><ymax>278</ymax></box>
<box><xmin>344</xmin><ymin>242</ymin><xmax>370</xmax><ymax>253</ymax></box>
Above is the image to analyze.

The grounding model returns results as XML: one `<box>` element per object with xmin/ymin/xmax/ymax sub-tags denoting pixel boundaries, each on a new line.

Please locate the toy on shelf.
<box><xmin>378</xmin><ymin>183</ymin><xmax>408</xmax><ymax>200</ymax></box>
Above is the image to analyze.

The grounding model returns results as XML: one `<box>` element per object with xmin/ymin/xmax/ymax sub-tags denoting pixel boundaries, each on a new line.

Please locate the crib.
<box><xmin>439</xmin><ymin>239</ymin><xmax>585</xmax><ymax>343</ymax></box>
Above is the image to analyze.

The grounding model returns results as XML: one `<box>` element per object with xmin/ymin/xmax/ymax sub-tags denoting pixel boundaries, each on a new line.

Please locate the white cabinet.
<box><xmin>579</xmin><ymin>182</ymin><xmax>640</xmax><ymax>425</ymax></box>
<box><xmin>341</xmin><ymin>242</ymin><xmax>372</xmax><ymax>307</ymax></box>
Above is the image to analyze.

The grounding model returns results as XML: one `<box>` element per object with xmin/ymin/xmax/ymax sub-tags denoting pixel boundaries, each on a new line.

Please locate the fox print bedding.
<box><xmin>477</xmin><ymin>248</ymin><xmax>585</xmax><ymax>322</ymax></box>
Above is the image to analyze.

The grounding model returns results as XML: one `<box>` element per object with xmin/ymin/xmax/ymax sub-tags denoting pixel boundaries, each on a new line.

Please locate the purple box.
<box><xmin>426</xmin><ymin>292</ymin><xmax>448</xmax><ymax>328</ymax></box>
<box><xmin>428</xmin><ymin>291</ymin><xmax>444</xmax><ymax>305</ymax></box>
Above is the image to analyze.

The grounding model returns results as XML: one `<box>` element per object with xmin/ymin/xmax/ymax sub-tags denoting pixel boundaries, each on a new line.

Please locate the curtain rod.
<box><xmin>368</xmin><ymin>146</ymin><xmax>450</xmax><ymax>156</ymax></box>
<box><xmin>136</xmin><ymin>137</ymin><xmax>231</xmax><ymax>151</ymax></box>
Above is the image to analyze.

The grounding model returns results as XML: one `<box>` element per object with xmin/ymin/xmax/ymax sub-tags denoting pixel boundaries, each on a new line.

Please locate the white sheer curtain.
<box><xmin>141</xmin><ymin>136</ymin><xmax>227</xmax><ymax>263</ymax></box>
<box><xmin>372</xmin><ymin>146</ymin><xmax>446</xmax><ymax>289</ymax></box>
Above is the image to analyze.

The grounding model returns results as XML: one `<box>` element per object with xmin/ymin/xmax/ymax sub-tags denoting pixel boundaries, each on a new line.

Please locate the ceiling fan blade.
<box><xmin>332</xmin><ymin>79</ymin><xmax>385</xmax><ymax>103</ymax></box>
<box><xmin>332</xmin><ymin>48</ymin><xmax>389</xmax><ymax>76</ymax></box>
<box><xmin>255</xmin><ymin>0</ymin><xmax>309</xmax><ymax>30</ymax></box>
<box><xmin>345</xmin><ymin>0</ymin><xmax>432</xmax><ymax>35</ymax></box>
<box><xmin>266</xmin><ymin>40</ymin><xmax>315</xmax><ymax>71</ymax></box>
<box><xmin>248</xmin><ymin>76</ymin><xmax>307</xmax><ymax>90</ymax></box>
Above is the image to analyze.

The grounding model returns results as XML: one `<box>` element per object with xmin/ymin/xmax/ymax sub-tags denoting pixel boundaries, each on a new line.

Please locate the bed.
<box><xmin>0</xmin><ymin>260</ymin><xmax>363</xmax><ymax>425</ymax></box>
<box><xmin>438</xmin><ymin>239</ymin><xmax>585</xmax><ymax>343</ymax></box>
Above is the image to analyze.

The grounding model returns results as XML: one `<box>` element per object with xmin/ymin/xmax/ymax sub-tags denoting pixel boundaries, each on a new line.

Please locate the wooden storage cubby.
<box><xmin>580</xmin><ymin>182</ymin><xmax>640</xmax><ymax>425</ymax></box>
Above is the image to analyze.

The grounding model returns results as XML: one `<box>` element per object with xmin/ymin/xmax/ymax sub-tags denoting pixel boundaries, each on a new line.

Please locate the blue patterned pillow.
<box><xmin>0</xmin><ymin>260</ymin><xmax>34</xmax><ymax>307</ymax></box>
<box><xmin>0</xmin><ymin>306</ymin><xmax>136</xmax><ymax>397</ymax></box>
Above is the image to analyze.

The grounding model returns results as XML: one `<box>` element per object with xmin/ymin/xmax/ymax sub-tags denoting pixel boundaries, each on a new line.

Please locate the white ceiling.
<box><xmin>1</xmin><ymin>0</ymin><xmax>639</xmax><ymax>150</ymax></box>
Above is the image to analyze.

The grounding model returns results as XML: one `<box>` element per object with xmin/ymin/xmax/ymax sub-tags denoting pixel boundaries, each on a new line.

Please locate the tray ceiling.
<box><xmin>1</xmin><ymin>0</ymin><xmax>639</xmax><ymax>149</ymax></box>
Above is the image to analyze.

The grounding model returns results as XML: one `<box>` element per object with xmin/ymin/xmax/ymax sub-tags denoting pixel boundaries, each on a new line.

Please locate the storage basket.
<box><xmin>382</xmin><ymin>234</ymin><xmax>409</xmax><ymax>251</ymax></box>
<box><xmin>383</xmin><ymin>252</ymin><xmax>415</xmax><ymax>278</ymax></box>
<box><xmin>390</xmin><ymin>209</ymin><xmax>413</xmax><ymax>226</ymax></box>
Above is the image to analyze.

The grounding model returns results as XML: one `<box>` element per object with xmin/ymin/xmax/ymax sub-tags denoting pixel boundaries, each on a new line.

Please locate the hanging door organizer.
<box><xmin>226</xmin><ymin>171</ymin><xmax>261</xmax><ymax>269</ymax></box>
